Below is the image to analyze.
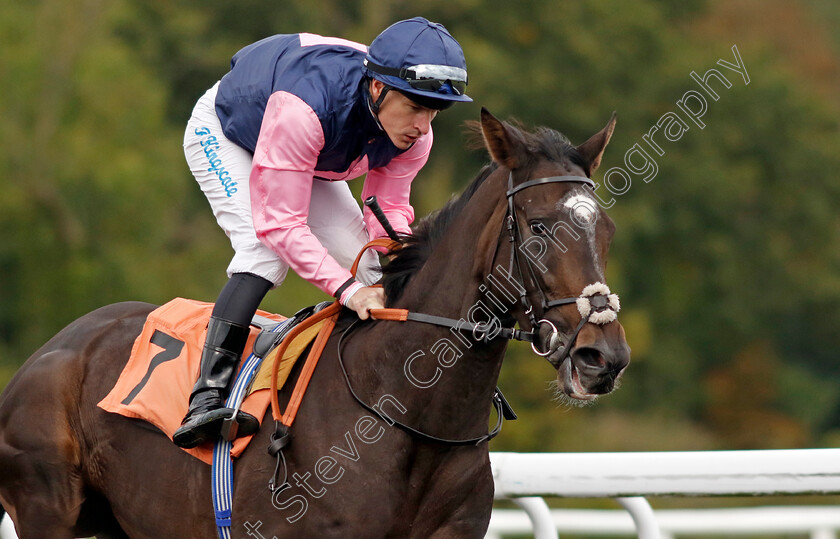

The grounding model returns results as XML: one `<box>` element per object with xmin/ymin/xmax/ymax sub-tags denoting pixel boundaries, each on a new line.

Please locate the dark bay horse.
<box><xmin>0</xmin><ymin>109</ymin><xmax>629</xmax><ymax>538</ymax></box>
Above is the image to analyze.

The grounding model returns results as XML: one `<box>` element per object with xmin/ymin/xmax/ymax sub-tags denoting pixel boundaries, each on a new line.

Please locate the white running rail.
<box><xmin>4</xmin><ymin>448</ymin><xmax>840</xmax><ymax>539</ymax></box>
<box><xmin>486</xmin><ymin>506</ymin><xmax>840</xmax><ymax>539</ymax></box>
<box><xmin>489</xmin><ymin>449</ymin><xmax>840</xmax><ymax>539</ymax></box>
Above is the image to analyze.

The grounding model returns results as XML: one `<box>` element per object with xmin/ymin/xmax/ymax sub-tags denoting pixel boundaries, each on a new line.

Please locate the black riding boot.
<box><xmin>173</xmin><ymin>316</ymin><xmax>259</xmax><ymax>448</ymax></box>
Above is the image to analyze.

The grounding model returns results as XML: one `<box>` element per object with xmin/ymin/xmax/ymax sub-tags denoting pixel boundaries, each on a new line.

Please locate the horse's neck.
<box><xmin>400</xmin><ymin>173</ymin><xmax>505</xmax><ymax>314</ymax></box>
<box><xmin>361</xmin><ymin>176</ymin><xmax>509</xmax><ymax>438</ymax></box>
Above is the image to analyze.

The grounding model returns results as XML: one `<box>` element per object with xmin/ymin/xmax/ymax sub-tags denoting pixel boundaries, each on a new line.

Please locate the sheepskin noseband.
<box><xmin>575</xmin><ymin>282</ymin><xmax>620</xmax><ymax>325</ymax></box>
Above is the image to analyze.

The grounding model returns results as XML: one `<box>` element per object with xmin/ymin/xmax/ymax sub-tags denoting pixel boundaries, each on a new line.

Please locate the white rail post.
<box><xmin>812</xmin><ymin>528</ymin><xmax>836</xmax><ymax>539</ymax></box>
<box><xmin>616</xmin><ymin>497</ymin><xmax>662</xmax><ymax>539</ymax></box>
<box><xmin>0</xmin><ymin>514</ymin><xmax>18</xmax><ymax>539</ymax></box>
<box><xmin>510</xmin><ymin>497</ymin><xmax>559</xmax><ymax>539</ymax></box>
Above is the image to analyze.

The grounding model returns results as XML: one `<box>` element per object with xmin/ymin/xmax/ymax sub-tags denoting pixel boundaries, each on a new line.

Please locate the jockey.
<box><xmin>174</xmin><ymin>17</ymin><xmax>472</xmax><ymax>448</ymax></box>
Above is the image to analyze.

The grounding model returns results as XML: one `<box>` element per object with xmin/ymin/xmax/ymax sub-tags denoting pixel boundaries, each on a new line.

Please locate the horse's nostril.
<box><xmin>573</xmin><ymin>347</ymin><xmax>606</xmax><ymax>370</ymax></box>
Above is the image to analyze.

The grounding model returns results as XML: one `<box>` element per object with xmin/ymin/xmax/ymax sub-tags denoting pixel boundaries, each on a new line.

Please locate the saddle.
<box><xmin>98</xmin><ymin>298</ymin><xmax>331</xmax><ymax>464</ymax></box>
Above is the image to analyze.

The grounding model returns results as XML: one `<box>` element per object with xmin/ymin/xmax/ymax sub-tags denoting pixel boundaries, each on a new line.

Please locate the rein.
<box><xmin>369</xmin><ymin>307</ymin><xmax>533</xmax><ymax>343</ymax></box>
<box><xmin>336</xmin><ymin>319</ymin><xmax>506</xmax><ymax>446</ymax></box>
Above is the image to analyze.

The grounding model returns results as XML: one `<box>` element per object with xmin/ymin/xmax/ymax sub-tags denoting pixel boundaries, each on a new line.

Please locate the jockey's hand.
<box><xmin>345</xmin><ymin>286</ymin><xmax>385</xmax><ymax>320</ymax></box>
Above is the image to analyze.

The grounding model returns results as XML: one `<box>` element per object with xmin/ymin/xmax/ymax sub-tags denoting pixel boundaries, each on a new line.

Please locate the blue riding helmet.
<box><xmin>365</xmin><ymin>17</ymin><xmax>472</xmax><ymax>104</ymax></box>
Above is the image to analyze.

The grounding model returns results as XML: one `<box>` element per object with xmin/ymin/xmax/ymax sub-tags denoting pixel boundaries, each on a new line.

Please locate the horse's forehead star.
<box><xmin>560</xmin><ymin>192</ymin><xmax>597</xmax><ymax>224</ymax></box>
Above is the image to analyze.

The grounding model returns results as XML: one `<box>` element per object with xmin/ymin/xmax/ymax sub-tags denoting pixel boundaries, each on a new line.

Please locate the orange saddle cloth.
<box><xmin>98</xmin><ymin>298</ymin><xmax>321</xmax><ymax>464</ymax></box>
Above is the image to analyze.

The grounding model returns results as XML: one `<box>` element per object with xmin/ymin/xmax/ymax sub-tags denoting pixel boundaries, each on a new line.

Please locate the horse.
<box><xmin>0</xmin><ymin>108</ymin><xmax>630</xmax><ymax>538</ymax></box>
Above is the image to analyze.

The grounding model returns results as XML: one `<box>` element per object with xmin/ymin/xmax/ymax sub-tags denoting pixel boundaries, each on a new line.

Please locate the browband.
<box><xmin>505</xmin><ymin>175</ymin><xmax>594</xmax><ymax>197</ymax></box>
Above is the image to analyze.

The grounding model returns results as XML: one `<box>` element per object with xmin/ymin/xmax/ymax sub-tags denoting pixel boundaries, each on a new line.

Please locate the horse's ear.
<box><xmin>480</xmin><ymin>107</ymin><xmax>527</xmax><ymax>170</ymax></box>
<box><xmin>575</xmin><ymin>112</ymin><xmax>617</xmax><ymax>176</ymax></box>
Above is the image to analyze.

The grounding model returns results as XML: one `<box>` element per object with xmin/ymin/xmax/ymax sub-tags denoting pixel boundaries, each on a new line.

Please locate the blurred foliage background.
<box><xmin>2</xmin><ymin>0</ymin><xmax>840</xmax><ymax>472</ymax></box>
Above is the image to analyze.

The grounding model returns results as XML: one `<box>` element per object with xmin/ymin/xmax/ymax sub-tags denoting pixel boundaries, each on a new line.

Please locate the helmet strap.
<box><xmin>372</xmin><ymin>86</ymin><xmax>390</xmax><ymax>113</ymax></box>
<box><xmin>367</xmin><ymin>79</ymin><xmax>391</xmax><ymax>130</ymax></box>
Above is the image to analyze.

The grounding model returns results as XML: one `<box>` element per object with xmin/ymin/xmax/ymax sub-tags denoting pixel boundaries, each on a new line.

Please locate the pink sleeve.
<box><xmin>361</xmin><ymin>129</ymin><xmax>432</xmax><ymax>240</ymax></box>
<box><xmin>249</xmin><ymin>91</ymin><xmax>354</xmax><ymax>296</ymax></box>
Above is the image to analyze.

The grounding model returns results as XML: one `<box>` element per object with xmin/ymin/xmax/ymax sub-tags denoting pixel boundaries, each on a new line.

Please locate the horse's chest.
<box><xmin>235</xmin><ymin>433</ymin><xmax>493</xmax><ymax>537</ymax></box>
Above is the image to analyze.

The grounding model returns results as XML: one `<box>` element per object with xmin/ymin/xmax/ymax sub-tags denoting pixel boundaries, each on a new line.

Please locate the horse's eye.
<box><xmin>529</xmin><ymin>221</ymin><xmax>547</xmax><ymax>236</ymax></box>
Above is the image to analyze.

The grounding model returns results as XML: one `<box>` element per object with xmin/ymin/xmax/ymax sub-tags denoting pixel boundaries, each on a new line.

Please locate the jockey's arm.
<box><xmin>249</xmin><ymin>92</ymin><xmax>361</xmax><ymax>304</ymax></box>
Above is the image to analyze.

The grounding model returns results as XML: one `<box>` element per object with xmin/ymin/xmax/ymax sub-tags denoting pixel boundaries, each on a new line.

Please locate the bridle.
<box><xmin>502</xmin><ymin>171</ymin><xmax>620</xmax><ymax>367</ymax></box>
<box><xmin>365</xmin><ymin>171</ymin><xmax>621</xmax><ymax>366</ymax></box>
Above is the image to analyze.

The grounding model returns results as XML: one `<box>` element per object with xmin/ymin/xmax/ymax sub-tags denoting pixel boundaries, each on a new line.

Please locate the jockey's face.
<box><xmin>370</xmin><ymin>79</ymin><xmax>438</xmax><ymax>150</ymax></box>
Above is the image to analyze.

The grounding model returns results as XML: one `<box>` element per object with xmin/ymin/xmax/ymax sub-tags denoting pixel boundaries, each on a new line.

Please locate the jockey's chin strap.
<box><xmin>365</xmin><ymin>80</ymin><xmax>389</xmax><ymax>131</ymax></box>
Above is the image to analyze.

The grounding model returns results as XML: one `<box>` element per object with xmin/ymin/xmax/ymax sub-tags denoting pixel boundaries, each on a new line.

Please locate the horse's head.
<box><xmin>477</xmin><ymin>108</ymin><xmax>630</xmax><ymax>404</ymax></box>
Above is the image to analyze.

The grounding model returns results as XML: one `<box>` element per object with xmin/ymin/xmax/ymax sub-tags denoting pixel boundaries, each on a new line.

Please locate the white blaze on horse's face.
<box><xmin>562</xmin><ymin>193</ymin><xmax>598</xmax><ymax>225</ymax></box>
<box><xmin>557</xmin><ymin>189</ymin><xmax>600</xmax><ymax>267</ymax></box>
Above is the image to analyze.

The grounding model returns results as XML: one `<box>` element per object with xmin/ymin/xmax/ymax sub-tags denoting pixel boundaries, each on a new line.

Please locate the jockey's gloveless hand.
<box><xmin>345</xmin><ymin>286</ymin><xmax>385</xmax><ymax>320</ymax></box>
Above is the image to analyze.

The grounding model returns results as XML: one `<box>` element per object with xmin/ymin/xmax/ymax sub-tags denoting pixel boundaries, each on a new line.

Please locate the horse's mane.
<box><xmin>381</xmin><ymin>120</ymin><xmax>585</xmax><ymax>303</ymax></box>
<box><xmin>381</xmin><ymin>163</ymin><xmax>496</xmax><ymax>302</ymax></box>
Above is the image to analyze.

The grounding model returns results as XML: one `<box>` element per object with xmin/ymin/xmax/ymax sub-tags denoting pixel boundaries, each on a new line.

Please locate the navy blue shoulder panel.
<box><xmin>215</xmin><ymin>34</ymin><xmax>404</xmax><ymax>173</ymax></box>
